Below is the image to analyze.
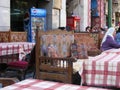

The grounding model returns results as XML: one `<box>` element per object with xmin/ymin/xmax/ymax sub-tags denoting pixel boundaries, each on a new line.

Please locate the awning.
<box><xmin>91</xmin><ymin>0</ymin><xmax>99</xmax><ymax>17</ymax></box>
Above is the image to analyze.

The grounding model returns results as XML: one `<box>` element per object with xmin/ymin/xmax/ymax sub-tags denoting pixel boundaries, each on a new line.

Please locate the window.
<box><xmin>10</xmin><ymin>0</ymin><xmax>36</xmax><ymax>31</ymax></box>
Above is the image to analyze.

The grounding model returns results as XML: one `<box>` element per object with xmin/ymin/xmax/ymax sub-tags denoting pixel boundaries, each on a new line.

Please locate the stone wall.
<box><xmin>0</xmin><ymin>0</ymin><xmax>10</xmax><ymax>31</ymax></box>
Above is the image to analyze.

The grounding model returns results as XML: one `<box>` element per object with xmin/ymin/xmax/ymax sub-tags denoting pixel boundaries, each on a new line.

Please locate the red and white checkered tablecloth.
<box><xmin>82</xmin><ymin>49</ymin><xmax>120</xmax><ymax>88</ymax></box>
<box><xmin>0</xmin><ymin>42</ymin><xmax>35</xmax><ymax>56</ymax></box>
<box><xmin>0</xmin><ymin>43</ymin><xmax>23</xmax><ymax>56</ymax></box>
<box><xmin>13</xmin><ymin>42</ymin><xmax>35</xmax><ymax>54</ymax></box>
<box><xmin>0</xmin><ymin>42</ymin><xmax>35</xmax><ymax>63</ymax></box>
<box><xmin>0</xmin><ymin>79</ymin><xmax>110</xmax><ymax>90</ymax></box>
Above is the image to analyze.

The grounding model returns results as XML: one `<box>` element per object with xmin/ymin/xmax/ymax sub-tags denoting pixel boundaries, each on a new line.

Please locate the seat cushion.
<box><xmin>77</xmin><ymin>44</ymin><xmax>88</xmax><ymax>59</ymax></box>
<box><xmin>47</xmin><ymin>44</ymin><xmax>59</xmax><ymax>57</ymax></box>
<box><xmin>71</xmin><ymin>43</ymin><xmax>88</xmax><ymax>59</ymax></box>
<box><xmin>71</xmin><ymin>42</ymin><xmax>78</xmax><ymax>58</ymax></box>
<box><xmin>8</xmin><ymin>61</ymin><xmax>28</xmax><ymax>69</ymax></box>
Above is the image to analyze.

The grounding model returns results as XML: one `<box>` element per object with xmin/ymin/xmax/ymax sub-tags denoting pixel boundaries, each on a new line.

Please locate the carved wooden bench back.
<box><xmin>0</xmin><ymin>31</ymin><xmax>27</xmax><ymax>42</ymax></box>
<box><xmin>74</xmin><ymin>32</ymin><xmax>101</xmax><ymax>56</ymax></box>
<box><xmin>36</xmin><ymin>30</ymin><xmax>74</xmax><ymax>57</ymax></box>
<box><xmin>74</xmin><ymin>32</ymin><xmax>100</xmax><ymax>51</ymax></box>
<box><xmin>0</xmin><ymin>31</ymin><xmax>10</xmax><ymax>42</ymax></box>
<box><xmin>35</xmin><ymin>29</ymin><xmax>75</xmax><ymax>83</ymax></box>
<box><xmin>10</xmin><ymin>31</ymin><xmax>27</xmax><ymax>42</ymax></box>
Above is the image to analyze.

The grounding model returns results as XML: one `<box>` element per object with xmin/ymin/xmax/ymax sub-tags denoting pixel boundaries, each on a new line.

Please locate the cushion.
<box><xmin>8</xmin><ymin>61</ymin><xmax>28</xmax><ymax>69</ymax></box>
<box><xmin>47</xmin><ymin>44</ymin><xmax>59</xmax><ymax>57</ymax></box>
<box><xmin>71</xmin><ymin>43</ymin><xmax>88</xmax><ymax>59</ymax></box>
<box><xmin>77</xmin><ymin>44</ymin><xmax>88</xmax><ymax>59</ymax></box>
<box><xmin>71</xmin><ymin>42</ymin><xmax>78</xmax><ymax>58</ymax></box>
<box><xmin>74</xmin><ymin>33</ymin><xmax>99</xmax><ymax>51</ymax></box>
<box><xmin>41</xmin><ymin>34</ymin><xmax>74</xmax><ymax>57</ymax></box>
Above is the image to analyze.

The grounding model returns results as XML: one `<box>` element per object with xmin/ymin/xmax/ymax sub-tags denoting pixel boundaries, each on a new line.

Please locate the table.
<box><xmin>73</xmin><ymin>57</ymin><xmax>94</xmax><ymax>85</ymax></box>
<box><xmin>0</xmin><ymin>79</ymin><xmax>110</xmax><ymax>90</ymax></box>
<box><xmin>0</xmin><ymin>42</ymin><xmax>35</xmax><ymax>63</ymax></box>
<box><xmin>82</xmin><ymin>49</ymin><xmax>120</xmax><ymax>88</ymax></box>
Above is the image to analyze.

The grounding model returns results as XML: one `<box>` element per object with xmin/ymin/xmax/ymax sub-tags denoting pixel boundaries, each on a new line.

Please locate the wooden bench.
<box><xmin>74</xmin><ymin>32</ymin><xmax>102</xmax><ymax>56</ymax></box>
<box><xmin>35</xmin><ymin>29</ymin><xmax>75</xmax><ymax>84</ymax></box>
<box><xmin>0</xmin><ymin>31</ymin><xmax>27</xmax><ymax>42</ymax></box>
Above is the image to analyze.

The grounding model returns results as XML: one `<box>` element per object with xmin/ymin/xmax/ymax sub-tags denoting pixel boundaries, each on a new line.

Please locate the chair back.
<box><xmin>35</xmin><ymin>29</ymin><xmax>75</xmax><ymax>83</ymax></box>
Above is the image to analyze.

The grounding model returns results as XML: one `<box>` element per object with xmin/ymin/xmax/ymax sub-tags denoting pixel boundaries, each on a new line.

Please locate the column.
<box><xmin>0</xmin><ymin>0</ymin><xmax>10</xmax><ymax>31</ymax></box>
<box><xmin>108</xmin><ymin>0</ymin><xmax>112</xmax><ymax>28</ymax></box>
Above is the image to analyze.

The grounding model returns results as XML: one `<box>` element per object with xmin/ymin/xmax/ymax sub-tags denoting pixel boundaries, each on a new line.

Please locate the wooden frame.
<box><xmin>37</xmin><ymin>56</ymin><xmax>75</xmax><ymax>83</ymax></box>
<box><xmin>35</xmin><ymin>29</ymin><xmax>75</xmax><ymax>83</ymax></box>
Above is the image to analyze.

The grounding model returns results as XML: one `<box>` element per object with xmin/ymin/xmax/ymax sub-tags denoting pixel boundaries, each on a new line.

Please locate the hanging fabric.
<box><xmin>91</xmin><ymin>0</ymin><xmax>99</xmax><ymax>17</ymax></box>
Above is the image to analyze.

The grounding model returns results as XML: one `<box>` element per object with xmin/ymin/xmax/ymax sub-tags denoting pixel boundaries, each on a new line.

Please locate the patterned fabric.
<box><xmin>77</xmin><ymin>44</ymin><xmax>88</xmax><ymax>59</ymax></box>
<box><xmin>41</xmin><ymin>34</ymin><xmax>74</xmax><ymax>57</ymax></box>
<box><xmin>0</xmin><ymin>43</ymin><xmax>23</xmax><ymax>56</ymax></box>
<box><xmin>74</xmin><ymin>33</ymin><xmax>99</xmax><ymax>51</ymax></box>
<box><xmin>71</xmin><ymin>42</ymin><xmax>78</xmax><ymax>58</ymax></box>
<box><xmin>47</xmin><ymin>44</ymin><xmax>59</xmax><ymax>57</ymax></box>
<box><xmin>71</xmin><ymin>43</ymin><xmax>88</xmax><ymax>59</ymax></box>
<box><xmin>0</xmin><ymin>42</ymin><xmax>35</xmax><ymax>63</ymax></box>
<box><xmin>0</xmin><ymin>42</ymin><xmax>35</xmax><ymax>56</ymax></box>
<box><xmin>1</xmin><ymin>79</ymin><xmax>110</xmax><ymax>90</ymax></box>
<box><xmin>8</xmin><ymin>61</ymin><xmax>28</xmax><ymax>69</ymax></box>
<box><xmin>82</xmin><ymin>49</ymin><xmax>120</xmax><ymax>88</ymax></box>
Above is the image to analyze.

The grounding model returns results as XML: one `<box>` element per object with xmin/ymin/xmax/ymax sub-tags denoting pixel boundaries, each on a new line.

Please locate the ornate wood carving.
<box><xmin>0</xmin><ymin>31</ymin><xmax>27</xmax><ymax>42</ymax></box>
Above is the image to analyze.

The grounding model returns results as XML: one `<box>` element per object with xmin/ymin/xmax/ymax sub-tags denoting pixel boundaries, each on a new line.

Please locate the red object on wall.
<box><xmin>67</xmin><ymin>16</ymin><xmax>80</xmax><ymax>32</ymax></box>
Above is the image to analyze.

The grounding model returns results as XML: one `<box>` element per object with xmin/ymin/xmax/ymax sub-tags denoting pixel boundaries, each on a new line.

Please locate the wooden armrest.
<box><xmin>0</xmin><ymin>78</ymin><xmax>19</xmax><ymax>87</ymax></box>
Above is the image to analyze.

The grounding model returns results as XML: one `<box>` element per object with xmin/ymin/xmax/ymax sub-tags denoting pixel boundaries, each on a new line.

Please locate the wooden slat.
<box><xmin>39</xmin><ymin>72</ymin><xmax>70</xmax><ymax>83</ymax></box>
<box><xmin>39</xmin><ymin>64</ymin><xmax>68</xmax><ymax>72</ymax></box>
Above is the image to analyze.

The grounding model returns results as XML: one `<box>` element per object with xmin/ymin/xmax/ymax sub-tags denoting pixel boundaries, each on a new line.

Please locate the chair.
<box><xmin>35</xmin><ymin>29</ymin><xmax>76</xmax><ymax>84</ymax></box>
<box><xmin>0</xmin><ymin>78</ymin><xmax>19</xmax><ymax>87</ymax></box>
<box><xmin>5</xmin><ymin>45</ymin><xmax>36</xmax><ymax>80</ymax></box>
<box><xmin>36</xmin><ymin>56</ymin><xmax>76</xmax><ymax>83</ymax></box>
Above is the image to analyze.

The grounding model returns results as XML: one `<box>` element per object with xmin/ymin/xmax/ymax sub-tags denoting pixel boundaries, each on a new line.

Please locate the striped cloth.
<box><xmin>0</xmin><ymin>79</ymin><xmax>110</xmax><ymax>90</ymax></box>
<box><xmin>0</xmin><ymin>42</ymin><xmax>35</xmax><ymax>63</ymax></box>
<box><xmin>82</xmin><ymin>48</ymin><xmax>120</xmax><ymax>88</ymax></box>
